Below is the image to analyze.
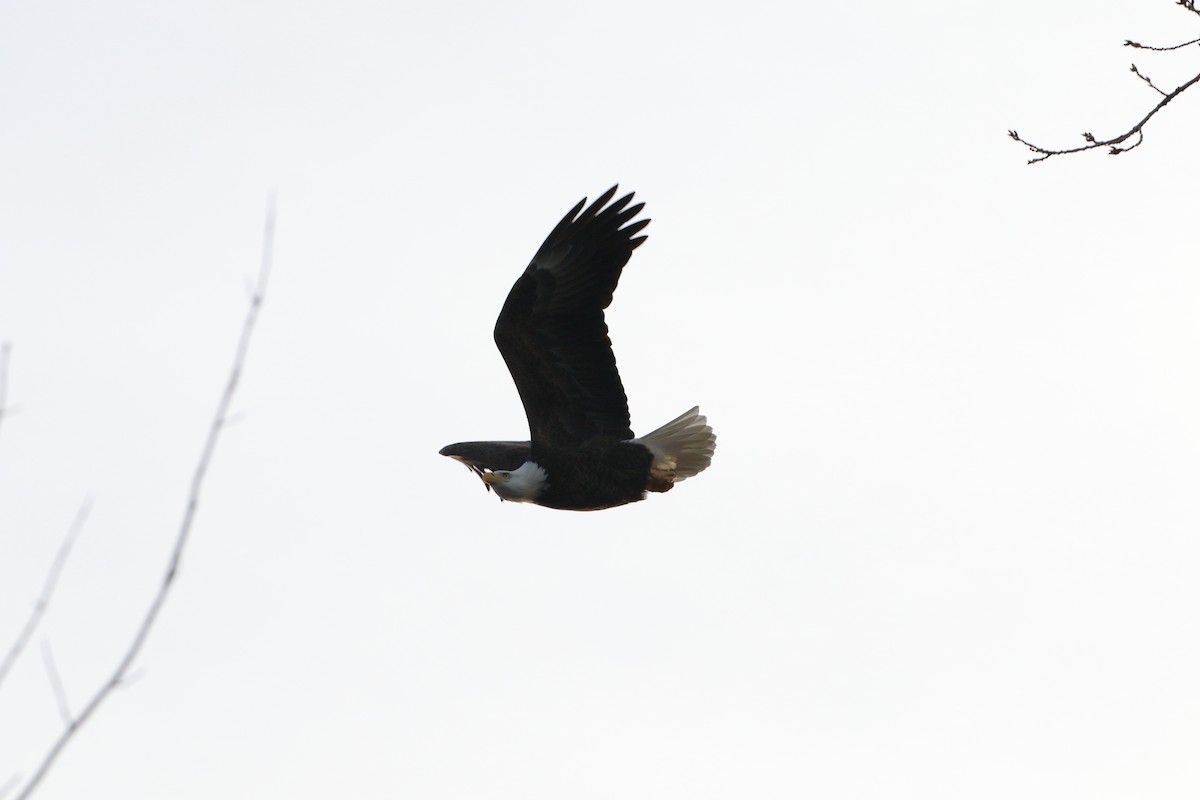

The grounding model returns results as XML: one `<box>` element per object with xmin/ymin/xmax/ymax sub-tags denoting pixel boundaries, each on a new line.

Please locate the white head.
<box><xmin>481</xmin><ymin>461</ymin><xmax>548</xmax><ymax>503</ymax></box>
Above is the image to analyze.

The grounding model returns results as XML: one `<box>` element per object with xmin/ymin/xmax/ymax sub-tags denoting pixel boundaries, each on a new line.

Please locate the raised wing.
<box><xmin>493</xmin><ymin>186</ymin><xmax>650</xmax><ymax>449</ymax></box>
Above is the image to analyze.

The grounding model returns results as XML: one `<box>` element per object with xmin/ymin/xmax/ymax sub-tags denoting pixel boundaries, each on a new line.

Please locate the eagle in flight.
<box><xmin>440</xmin><ymin>186</ymin><xmax>715</xmax><ymax>511</ymax></box>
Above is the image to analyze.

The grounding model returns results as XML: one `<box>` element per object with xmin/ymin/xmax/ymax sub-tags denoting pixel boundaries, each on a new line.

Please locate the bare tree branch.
<box><xmin>0</xmin><ymin>500</ymin><xmax>91</xmax><ymax>691</ymax></box>
<box><xmin>1012</xmin><ymin>1</ymin><xmax>1200</xmax><ymax>162</ymax></box>
<box><xmin>38</xmin><ymin>642</ymin><xmax>72</xmax><ymax>727</ymax></box>
<box><xmin>12</xmin><ymin>196</ymin><xmax>276</xmax><ymax>800</ymax></box>
<box><xmin>1009</xmin><ymin>70</ymin><xmax>1200</xmax><ymax>162</ymax></box>
<box><xmin>1125</xmin><ymin>35</ymin><xmax>1200</xmax><ymax>51</ymax></box>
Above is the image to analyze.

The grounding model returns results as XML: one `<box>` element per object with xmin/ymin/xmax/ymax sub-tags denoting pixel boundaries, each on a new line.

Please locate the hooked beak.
<box><xmin>480</xmin><ymin>471</ymin><xmax>505</xmax><ymax>501</ymax></box>
<box><xmin>451</xmin><ymin>458</ymin><xmax>493</xmax><ymax>491</ymax></box>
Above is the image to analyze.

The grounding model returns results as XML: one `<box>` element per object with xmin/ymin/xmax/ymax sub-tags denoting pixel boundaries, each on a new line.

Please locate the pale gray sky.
<box><xmin>2</xmin><ymin>1</ymin><xmax>1200</xmax><ymax>798</ymax></box>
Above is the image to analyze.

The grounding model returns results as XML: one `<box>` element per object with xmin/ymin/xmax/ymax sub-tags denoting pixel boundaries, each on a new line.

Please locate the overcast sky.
<box><xmin>2</xmin><ymin>1</ymin><xmax>1200</xmax><ymax>798</ymax></box>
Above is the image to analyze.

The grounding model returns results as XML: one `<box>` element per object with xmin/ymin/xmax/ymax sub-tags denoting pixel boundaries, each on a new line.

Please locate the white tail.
<box><xmin>633</xmin><ymin>406</ymin><xmax>716</xmax><ymax>484</ymax></box>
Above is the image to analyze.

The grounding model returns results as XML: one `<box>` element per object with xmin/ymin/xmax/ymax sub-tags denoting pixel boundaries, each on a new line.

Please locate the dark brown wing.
<box><xmin>493</xmin><ymin>186</ymin><xmax>650</xmax><ymax>449</ymax></box>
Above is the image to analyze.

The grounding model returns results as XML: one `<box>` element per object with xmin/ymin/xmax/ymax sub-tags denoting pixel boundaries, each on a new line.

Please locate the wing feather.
<box><xmin>493</xmin><ymin>186</ymin><xmax>649</xmax><ymax>449</ymax></box>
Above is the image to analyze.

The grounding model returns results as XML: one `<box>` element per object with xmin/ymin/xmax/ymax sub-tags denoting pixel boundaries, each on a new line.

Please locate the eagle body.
<box><xmin>509</xmin><ymin>438</ymin><xmax>656</xmax><ymax>511</ymax></box>
<box><xmin>440</xmin><ymin>187</ymin><xmax>715</xmax><ymax>511</ymax></box>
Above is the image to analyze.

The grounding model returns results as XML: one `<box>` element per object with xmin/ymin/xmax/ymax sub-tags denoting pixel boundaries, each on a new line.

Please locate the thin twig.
<box><xmin>12</xmin><ymin>195</ymin><xmax>276</xmax><ymax>800</ymax></box>
<box><xmin>1125</xmin><ymin>35</ymin><xmax>1200</xmax><ymax>51</ymax></box>
<box><xmin>1009</xmin><ymin>68</ymin><xmax>1200</xmax><ymax>162</ymax></box>
<box><xmin>0</xmin><ymin>500</ymin><xmax>92</xmax><ymax>691</ymax></box>
<box><xmin>1131</xmin><ymin>63</ymin><xmax>1169</xmax><ymax>95</ymax></box>
<box><xmin>38</xmin><ymin>641</ymin><xmax>71</xmax><ymax>727</ymax></box>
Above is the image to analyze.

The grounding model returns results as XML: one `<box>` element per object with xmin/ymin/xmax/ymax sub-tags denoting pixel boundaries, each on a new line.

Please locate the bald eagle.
<box><xmin>439</xmin><ymin>186</ymin><xmax>716</xmax><ymax>511</ymax></box>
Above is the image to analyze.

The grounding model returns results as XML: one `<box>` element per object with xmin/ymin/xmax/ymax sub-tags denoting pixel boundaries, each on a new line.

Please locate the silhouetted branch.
<box><xmin>0</xmin><ymin>500</ymin><xmax>91</xmax><ymax>691</ymax></box>
<box><xmin>11</xmin><ymin>195</ymin><xmax>276</xmax><ymax>800</ymax></box>
<box><xmin>1009</xmin><ymin>70</ymin><xmax>1200</xmax><ymax>163</ymax></box>
<box><xmin>1130</xmin><ymin>63</ymin><xmax>1169</xmax><ymax>95</ymax></box>
<box><xmin>1012</xmin><ymin>1</ymin><xmax>1200</xmax><ymax>162</ymax></box>
<box><xmin>1125</xmin><ymin>35</ymin><xmax>1200</xmax><ymax>51</ymax></box>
